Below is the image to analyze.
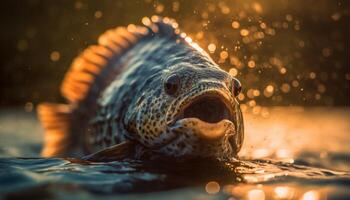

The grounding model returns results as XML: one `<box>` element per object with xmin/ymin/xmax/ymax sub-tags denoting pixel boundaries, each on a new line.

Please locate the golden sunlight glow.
<box><xmin>302</xmin><ymin>190</ymin><xmax>320</xmax><ymax>200</ymax></box>
<box><xmin>252</xmin><ymin>148</ymin><xmax>270</xmax><ymax>158</ymax></box>
<box><xmin>274</xmin><ymin>186</ymin><xmax>294</xmax><ymax>199</ymax></box>
<box><xmin>276</xmin><ymin>149</ymin><xmax>293</xmax><ymax>159</ymax></box>
<box><xmin>247</xmin><ymin>189</ymin><xmax>265</xmax><ymax>200</ymax></box>
<box><xmin>252</xmin><ymin>106</ymin><xmax>262</xmax><ymax>115</ymax></box>
<box><xmin>261</xmin><ymin>107</ymin><xmax>270</xmax><ymax>118</ymax></box>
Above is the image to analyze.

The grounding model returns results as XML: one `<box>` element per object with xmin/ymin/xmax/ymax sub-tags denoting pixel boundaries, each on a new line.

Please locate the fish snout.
<box><xmin>164</xmin><ymin>118</ymin><xmax>236</xmax><ymax>158</ymax></box>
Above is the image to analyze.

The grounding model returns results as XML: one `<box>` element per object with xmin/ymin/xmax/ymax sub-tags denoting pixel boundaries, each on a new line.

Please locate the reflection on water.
<box><xmin>0</xmin><ymin>157</ymin><xmax>349</xmax><ymax>199</ymax></box>
<box><xmin>0</xmin><ymin>107</ymin><xmax>349</xmax><ymax>199</ymax></box>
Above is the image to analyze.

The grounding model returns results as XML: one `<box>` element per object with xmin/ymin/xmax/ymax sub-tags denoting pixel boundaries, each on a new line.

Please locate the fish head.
<box><xmin>125</xmin><ymin>61</ymin><xmax>243</xmax><ymax>160</ymax></box>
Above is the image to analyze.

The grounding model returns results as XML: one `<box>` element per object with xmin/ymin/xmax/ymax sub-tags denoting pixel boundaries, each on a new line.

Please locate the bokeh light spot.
<box><xmin>248</xmin><ymin>60</ymin><xmax>256</xmax><ymax>68</ymax></box>
<box><xmin>232</xmin><ymin>21</ymin><xmax>240</xmax><ymax>29</ymax></box>
<box><xmin>229</xmin><ymin>68</ymin><xmax>238</xmax><ymax>77</ymax></box>
<box><xmin>208</xmin><ymin>43</ymin><xmax>216</xmax><ymax>53</ymax></box>
<box><xmin>50</xmin><ymin>51</ymin><xmax>60</xmax><ymax>62</ymax></box>
<box><xmin>205</xmin><ymin>181</ymin><xmax>220</xmax><ymax>194</ymax></box>
<box><xmin>240</xmin><ymin>29</ymin><xmax>250</xmax><ymax>37</ymax></box>
<box><xmin>94</xmin><ymin>10</ymin><xmax>103</xmax><ymax>19</ymax></box>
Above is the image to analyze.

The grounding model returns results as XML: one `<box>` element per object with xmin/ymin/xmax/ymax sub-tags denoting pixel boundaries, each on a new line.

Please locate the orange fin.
<box><xmin>38</xmin><ymin>16</ymin><xmax>180</xmax><ymax>157</ymax></box>
<box><xmin>60</xmin><ymin>17</ymin><xmax>179</xmax><ymax>107</ymax></box>
<box><xmin>61</xmin><ymin>26</ymin><xmax>149</xmax><ymax>105</ymax></box>
<box><xmin>37</xmin><ymin>103</ymin><xmax>81</xmax><ymax>157</ymax></box>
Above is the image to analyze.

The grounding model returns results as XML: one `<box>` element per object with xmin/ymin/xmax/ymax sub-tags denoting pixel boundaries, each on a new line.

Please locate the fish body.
<box><xmin>38</xmin><ymin>17</ymin><xmax>244</xmax><ymax>160</ymax></box>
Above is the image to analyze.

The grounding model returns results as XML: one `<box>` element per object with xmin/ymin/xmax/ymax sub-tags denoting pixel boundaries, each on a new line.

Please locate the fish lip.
<box><xmin>168</xmin><ymin>89</ymin><xmax>236</xmax><ymax>127</ymax></box>
<box><xmin>156</xmin><ymin>118</ymin><xmax>236</xmax><ymax>157</ymax></box>
<box><xmin>171</xmin><ymin>118</ymin><xmax>236</xmax><ymax>139</ymax></box>
<box><xmin>155</xmin><ymin>88</ymin><xmax>237</xmax><ymax>154</ymax></box>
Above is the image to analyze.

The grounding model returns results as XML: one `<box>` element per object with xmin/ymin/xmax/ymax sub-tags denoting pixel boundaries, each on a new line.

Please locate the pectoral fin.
<box><xmin>82</xmin><ymin>141</ymin><xmax>136</xmax><ymax>162</ymax></box>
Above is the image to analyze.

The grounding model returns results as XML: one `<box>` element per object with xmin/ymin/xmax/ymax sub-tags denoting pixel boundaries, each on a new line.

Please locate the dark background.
<box><xmin>0</xmin><ymin>0</ymin><xmax>349</xmax><ymax>108</ymax></box>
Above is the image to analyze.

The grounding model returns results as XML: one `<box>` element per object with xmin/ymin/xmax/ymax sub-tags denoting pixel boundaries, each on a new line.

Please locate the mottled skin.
<box><xmin>85</xmin><ymin>22</ymin><xmax>244</xmax><ymax>160</ymax></box>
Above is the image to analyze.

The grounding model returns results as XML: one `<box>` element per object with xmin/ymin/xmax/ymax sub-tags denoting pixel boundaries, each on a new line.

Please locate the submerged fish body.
<box><xmin>38</xmin><ymin>16</ymin><xmax>244</xmax><ymax>160</ymax></box>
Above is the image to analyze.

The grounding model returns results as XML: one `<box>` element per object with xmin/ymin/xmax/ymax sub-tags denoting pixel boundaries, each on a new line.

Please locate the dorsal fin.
<box><xmin>60</xmin><ymin>16</ymin><xmax>179</xmax><ymax>107</ymax></box>
<box><xmin>38</xmin><ymin>16</ymin><xmax>182</xmax><ymax>157</ymax></box>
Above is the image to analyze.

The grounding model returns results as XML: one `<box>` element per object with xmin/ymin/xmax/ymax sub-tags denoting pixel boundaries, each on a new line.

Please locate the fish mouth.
<box><xmin>167</xmin><ymin>90</ymin><xmax>237</xmax><ymax>142</ymax></box>
<box><xmin>175</xmin><ymin>93</ymin><xmax>235</xmax><ymax>124</ymax></box>
<box><xmin>171</xmin><ymin>90</ymin><xmax>236</xmax><ymax>127</ymax></box>
<box><xmin>154</xmin><ymin>90</ymin><xmax>239</xmax><ymax>158</ymax></box>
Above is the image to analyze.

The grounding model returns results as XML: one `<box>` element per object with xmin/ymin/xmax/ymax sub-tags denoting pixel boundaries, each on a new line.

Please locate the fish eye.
<box><xmin>164</xmin><ymin>74</ymin><xmax>180</xmax><ymax>95</ymax></box>
<box><xmin>232</xmin><ymin>78</ymin><xmax>242</xmax><ymax>97</ymax></box>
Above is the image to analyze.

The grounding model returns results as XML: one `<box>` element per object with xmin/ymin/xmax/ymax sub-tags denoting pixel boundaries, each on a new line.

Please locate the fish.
<box><xmin>37</xmin><ymin>16</ymin><xmax>244</xmax><ymax>161</ymax></box>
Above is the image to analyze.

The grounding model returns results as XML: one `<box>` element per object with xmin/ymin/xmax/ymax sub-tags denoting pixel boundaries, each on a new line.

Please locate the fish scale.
<box><xmin>37</xmin><ymin>16</ymin><xmax>244</xmax><ymax>160</ymax></box>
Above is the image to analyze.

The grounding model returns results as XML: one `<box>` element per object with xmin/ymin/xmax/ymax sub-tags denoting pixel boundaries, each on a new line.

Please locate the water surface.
<box><xmin>0</xmin><ymin>107</ymin><xmax>349</xmax><ymax>199</ymax></box>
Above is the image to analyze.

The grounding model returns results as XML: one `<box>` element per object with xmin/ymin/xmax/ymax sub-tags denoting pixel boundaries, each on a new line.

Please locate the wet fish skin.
<box><xmin>38</xmin><ymin>17</ymin><xmax>244</xmax><ymax>160</ymax></box>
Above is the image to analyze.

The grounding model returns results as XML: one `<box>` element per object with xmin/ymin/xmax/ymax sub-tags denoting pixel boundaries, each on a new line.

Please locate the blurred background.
<box><xmin>0</xmin><ymin>0</ymin><xmax>349</xmax><ymax>111</ymax></box>
<box><xmin>0</xmin><ymin>2</ymin><xmax>350</xmax><ymax>199</ymax></box>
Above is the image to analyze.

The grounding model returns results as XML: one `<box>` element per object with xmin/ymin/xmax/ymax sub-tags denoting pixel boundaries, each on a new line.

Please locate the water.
<box><xmin>0</xmin><ymin>107</ymin><xmax>349</xmax><ymax>199</ymax></box>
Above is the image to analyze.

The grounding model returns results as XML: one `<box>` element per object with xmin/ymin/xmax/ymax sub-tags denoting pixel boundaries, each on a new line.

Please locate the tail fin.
<box><xmin>37</xmin><ymin>103</ymin><xmax>80</xmax><ymax>157</ymax></box>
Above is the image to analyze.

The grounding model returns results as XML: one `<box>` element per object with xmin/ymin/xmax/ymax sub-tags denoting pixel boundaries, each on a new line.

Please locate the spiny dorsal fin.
<box><xmin>61</xmin><ymin>16</ymin><xmax>178</xmax><ymax>105</ymax></box>
<box><xmin>38</xmin><ymin>17</ymin><xmax>180</xmax><ymax>157</ymax></box>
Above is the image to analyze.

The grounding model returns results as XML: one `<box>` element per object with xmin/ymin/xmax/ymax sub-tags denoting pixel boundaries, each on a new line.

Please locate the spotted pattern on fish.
<box><xmin>37</xmin><ymin>16</ymin><xmax>244</xmax><ymax>160</ymax></box>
